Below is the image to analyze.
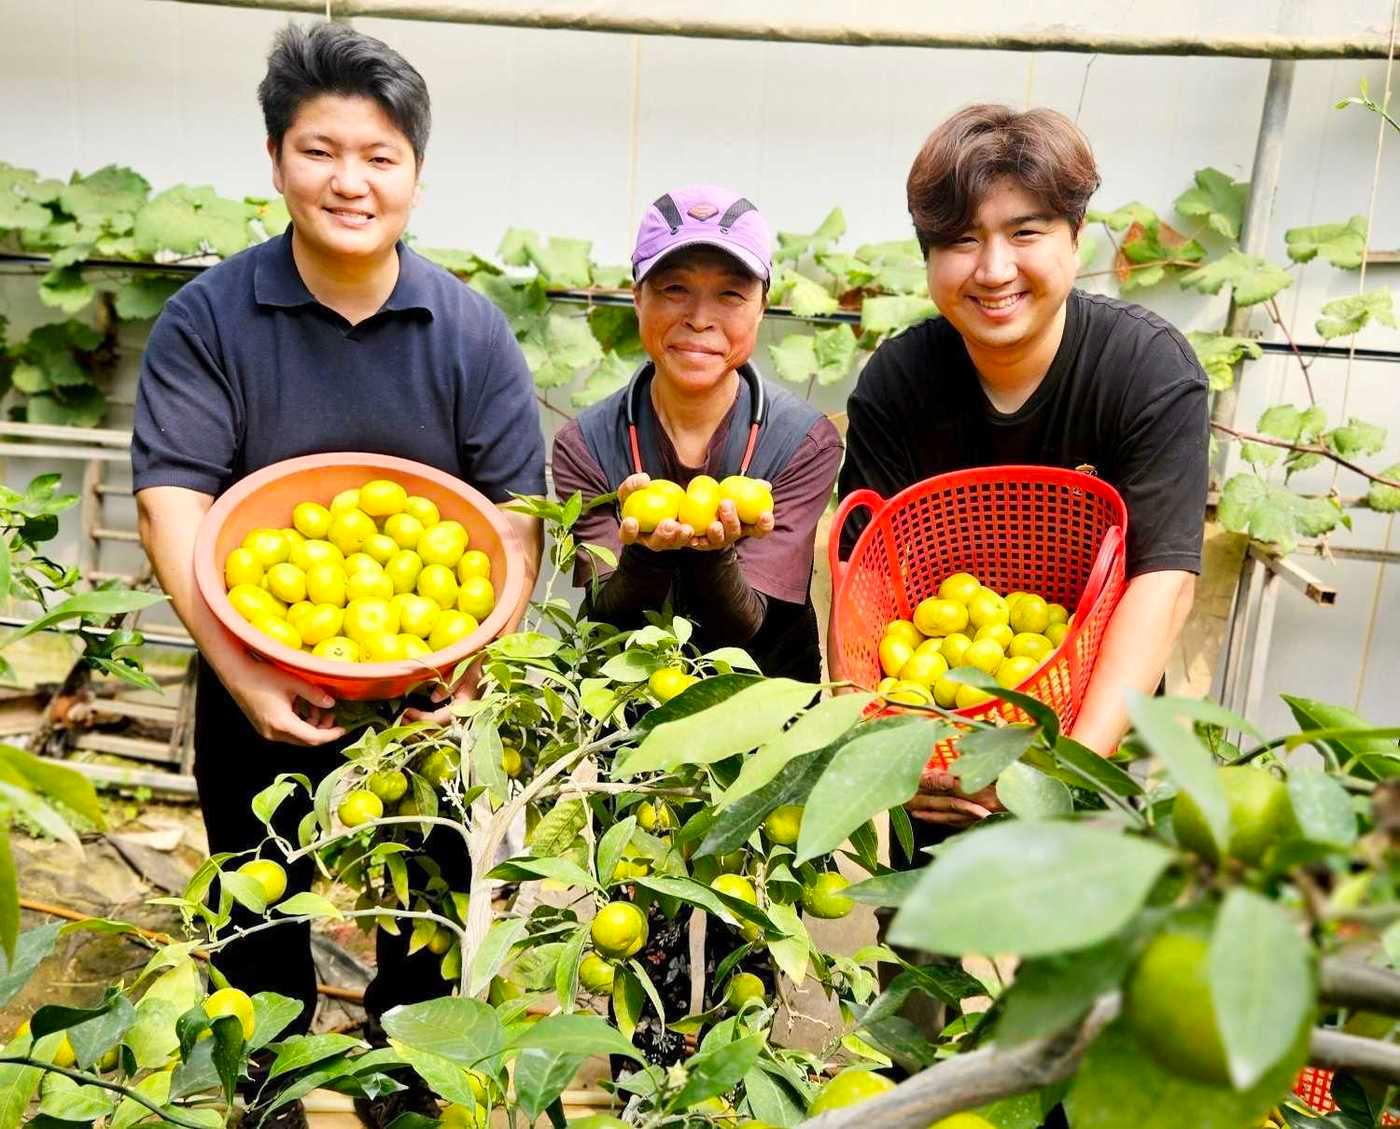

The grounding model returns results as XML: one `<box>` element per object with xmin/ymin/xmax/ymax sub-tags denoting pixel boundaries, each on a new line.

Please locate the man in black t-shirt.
<box><xmin>839</xmin><ymin>105</ymin><xmax>1207</xmax><ymax>827</ymax></box>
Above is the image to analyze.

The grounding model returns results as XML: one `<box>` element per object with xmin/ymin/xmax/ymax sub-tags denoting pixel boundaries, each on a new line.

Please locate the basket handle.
<box><xmin>1074</xmin><ymin>525</ymin><xmax>1124</xmax><ymax>623</ymax></box>
<box><xmin>827</xmin><ymin>489</ymin><xmax>885</xmax><ymax>590</ymax></box>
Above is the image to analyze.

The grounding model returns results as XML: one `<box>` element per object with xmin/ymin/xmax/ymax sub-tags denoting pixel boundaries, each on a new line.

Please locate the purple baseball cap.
<box><xmin>632</xmin><ymin>185</ymin><xmax>773</xmax><ymax>283</ymax></box>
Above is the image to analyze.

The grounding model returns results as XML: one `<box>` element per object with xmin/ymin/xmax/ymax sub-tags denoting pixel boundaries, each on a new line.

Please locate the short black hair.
<box><xmin>258</xmin><ymin>22</ymin><xmax>431</xmax><ymax>165</ymax></box>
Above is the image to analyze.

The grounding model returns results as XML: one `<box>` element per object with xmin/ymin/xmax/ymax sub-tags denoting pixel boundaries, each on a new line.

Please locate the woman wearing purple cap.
<box><xmin>553</xmin><ymin>186</ymin><xmax>843</xmax><ymax>682</ymax></box>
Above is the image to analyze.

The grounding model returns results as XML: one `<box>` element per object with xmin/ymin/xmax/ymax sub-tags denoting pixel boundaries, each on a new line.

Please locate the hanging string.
<box><xmin>1345</xmin><ymin>0</ymin><xmax>1399</xmax><ymax>712</ymax></box>
<box><xmin>1332</xmin><ymin>0</ymin><xmax>1398</xmax><ymax>491</ymax></box>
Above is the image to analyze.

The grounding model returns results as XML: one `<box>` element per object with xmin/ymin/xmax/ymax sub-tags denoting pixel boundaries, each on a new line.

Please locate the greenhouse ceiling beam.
<box><xmin>154</xmin><ymin>0</ymin><xmax>1400</xmax><ymax>60</ymax></box>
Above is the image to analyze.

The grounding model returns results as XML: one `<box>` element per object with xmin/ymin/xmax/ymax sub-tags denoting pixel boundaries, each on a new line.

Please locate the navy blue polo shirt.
<box><xmin>132</xmin><ymin>228</ymin><xmax>546</xmax><ymax>503</ymax></box>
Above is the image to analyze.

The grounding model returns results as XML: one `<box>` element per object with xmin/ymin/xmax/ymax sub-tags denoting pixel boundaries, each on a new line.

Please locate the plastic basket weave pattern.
<box><xmin>1294</xmin><ymin>1066</ymin><xmax>1400</xmax><ymax>1123</ymax></box>
<box><xmin>828</xmin><ymin>466</ymin><xmax>1128</xmax><ymax>770</ymax></box>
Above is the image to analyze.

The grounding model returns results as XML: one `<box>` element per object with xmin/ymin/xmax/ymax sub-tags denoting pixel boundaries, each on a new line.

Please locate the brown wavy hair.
<box><xmin>907</xmin><ymin>104</ymin><xmax>1100</xmax><ymax>254</ymax></box>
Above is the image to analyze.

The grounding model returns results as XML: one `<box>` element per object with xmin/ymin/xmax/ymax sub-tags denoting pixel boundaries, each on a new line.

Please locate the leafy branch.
<box><xmin>1211</xmin><ymin>421</ymin><xmax>1400</xmax><ymax>490</ymax></box>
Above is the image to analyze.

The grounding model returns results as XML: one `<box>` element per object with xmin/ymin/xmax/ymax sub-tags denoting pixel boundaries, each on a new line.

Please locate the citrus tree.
<box><xmin>3</xmin><ymin>497</ymin><xmax>1399</xmax><ymax>1129</ymax></box>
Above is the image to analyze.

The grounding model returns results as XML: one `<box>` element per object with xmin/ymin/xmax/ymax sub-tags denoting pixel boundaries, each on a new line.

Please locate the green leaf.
<box><xmin>1286</xmin><ymin>769</ymin><xmax>1356</xmax><ymax>849</ymax></box>
<box><xmin>774</xmin><ymin>208</ymin><xmax>846</xmax><ymax>262</ymax></box>
<box><xmin>1210</xmin><ymin>888</ymin><xmax>1314</xmax><ymax>1089</ymax></box>
<box><xmin>249</xmin><ymin>196</ymin><xmax>290</xmax><ymax>238</ymax></box>
<box><xmin>1186</xmin><ymin>331</ymin><xmax>1262</xmax><ymax>392</ymax></box>
<box><xmin>1064</xmin><ymin>1017</ymin><xmax>1306</xmax><ymax>1129</ymax></box>
<box><xmin>611</xmin><ymin>962</ymin><xmax>644</xmax><ymax>1040</ymax></box>
<box><xmin>1258</xmin><ymin>404</ymin><xmax>1303</xmax><ymax>443</ymax></box>
<box><xmin>133</xmin><ymin>185</ymin><xmax>254</xmax><ymax>258</ymax></box>
<box><xmin>0</xmin><ymin>588</ymin><xmax>165</xmax><ymax>648</ymax></box>
<box><xmin>861</xmin><ymin>294</ymin><xmax>938</xmax><ymax>336</ymax></box>
<box><xmin>1051</xmin><ymin>735</ymin><xmax>1143</xmax><ymax>797</ymax></box>
<box><xmin>742</xmin><ymin>1064</ymin><xmax>808</xmax><ymax>1127</ymax></box>
<box><xmin>1327</xmin><ymin>417</ymin><xmax>1386</xmax><ymax>458</ymax></box>
<box><xmin>795</xmin><ymin>717</ymin><xmax>949</xmax><ymax>864</ymax></box>
<box><xmin>616</xmin><ymin>678</ymin><xmax>818</xmax><ymax>777</ymax></box>
<box><xmin>780</xmin><ymin>271</ymin><xmax>840</xmax><ymax>317</ymax></box>
<box><xmin>1281</xmin><ymin>695</ymin><xmax>1400</xmax><ymax>779</ymax></box>
<box><xmin>59</xmin><ymin>165</ymin><xmax>149</xmax><ymax>227</ymax></box>
<box><xmin>249</xmin><ymin>992</ymin><xmax>303</xmax><ymax>1052</ymax></box>
<box><xmin>1366</xmin><ymin>463</ymin><xmax>1400</xmax><ymax>512</ymax></box>
<box><xmin>0</xmin><ymin>745</ymin><xmax>103</xmax><ymax>825</ymax></box>
<box><xmin>669</xmin><ymin>1032</ymin><xmax>764</xmax><ymax>1111</ymax></box>
<box><xmin>38</xmin><ymin>1080</ymin><xmax>115</xmax><ymax>1121</ymax></box>
<box><xmin>636</xmin><ymin>875</ymin><xmax>772</xmax><ymax>936</ymax></box>
<box><xmin>65</xmin><ymin>994</ymin><xmax>136</xmax><ymax>1068</ymax></box>
<box><xmin>1174</xmin><ymin>168</ymin><xmax>1248</xmax><ymax>241</ymax></box>
<box><xmin>764</xmin><ymin>899</ymin><xmax>812</xmax><ymax>986</ymax></box>
<box><xmin>509</xmin><ymin>1011</ymin><xmax>641</xmax><ymax>1060</ymax></box>
<box><xmin>570</xmin><ymin>350</ymin><xmax>633</xmax><ymax>408</ymax></box>
<box><xmin>26</xmin><ymin>385</ymin><xmax>108</xmax><ymax>428</ymax></box>
<box><xmin>381</xmin><ymin>997</ymin><xmax>503</xmax><ymax>1065</ymax></box>
<box><xmin>1316</xmin><ymin>288</ymin><xmax>1396</xmax><ymax>339</ymax></box>
<box><xmin>114</xmin><ymin>274</ymin><xmax>185</xmax><ymax>320</ymax></box>
<box><xmin>844</xmin><ymin>868</ymin><xmax>923</xmax><ymax>907</ymax></box>
<box><xmin>888</xmin><ymin>822</ymin><xmax>1172</xmax><ymax>957</ymax></box>
<box><xmin>526</xmin><ymin>798</ymin><xmax>587</xmax><ymax>856</ymax></box>
<box><xmin>553</xmin><ymin>923</ymin><xmax>588</xmax><ymax>1010</ymax></box>
<box><xmin>996</xmin><ymin>762</ymin><xmax>1073</xmax><ymax>819</ymax></box>
<box><xmin>1126</xmin><ymin>692</ymin><xmax>1231</xmax><ymax>849</ymax></box>
<box><xmin>1086</xmin><ymin>202</ymin><xmax>1158</xmax><ymax>232</ymax></box>
<box><xmin>268</xmin><ymin>1033</ymin><xmax>365</xmax><ymax>1080</ymax></box>
<box><xmin>0</xmin><ymin>778</ymin><xmax>80</xmax><ymax>848</ymax></box>
<box><xmin>721</xmin><ymin>693</ymin><xmax>874</xmax><ymax>808</ymax></box>
<box><xmin>1179</xmin><ymin>250</ymin><xmax>1293</xmax><ymax>307</ymax></box>
<box><xmin>768</xmin><ymin>334</ymin><xmax>817</xmax><ymax>384</ymax></box>
<box><xmin>497</xmin><ymin>227</ymin><xmax>540</xmax><ymax>266</ymax></box>
<box><xmin>1285</xmin><ymin>215</ymin><xmax>1368</xmax><ymax>268</ymax></box>
<box><xmin>950</xmin><ymin>725</ymin><xmax>1037</xmax><ymax>793</ymax></box>
<box><xmin>513</xmin><ymin>1046</ymin><xmax>585</xmax><ymax>1119</ymax></box>
<box><xmin>525</xmin><ymin>235</ymin><xmax>593</xmax><ymax>287</ymax></box>
<box><xmin>996</xmin><ymin>933</ymin><xmax>1139</xmax><ymax>1046</ymax></box>
<box><xmin>468</xmin><ymin>916</ymin><xmax>528</xmax><ymax>997</ymax></box>
<box><xmin>1216</xmin><ymin>474</ymin><xmax>1343</xmax><ymax>553</ymax></box>
<box><xmin>0</xmin><ymin>831</ymin><xmax>15</xmax><ymax>964</ymax></box>
<box><xmin>38</xmin><ymin>266</ymin><xmax>94</xmax><ymax>313</ymax></box>
<box><xmin>414</xmin><ymin>246</ymin><xmax>497</xmax><ymax>277</ymax></box>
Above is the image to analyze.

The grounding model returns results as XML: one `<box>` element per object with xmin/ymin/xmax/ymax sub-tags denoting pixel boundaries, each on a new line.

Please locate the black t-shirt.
<box><xmin>839</xmin><ymin>289</ymin><xmax>1208</xmax><ymax>577</ymax></box>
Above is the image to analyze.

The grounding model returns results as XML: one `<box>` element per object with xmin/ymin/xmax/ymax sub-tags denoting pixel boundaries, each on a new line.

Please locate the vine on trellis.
<box><xmin>1</xmin><ymin>96</ymin><xmax>1398</xmax><ymax>555</ymax></box>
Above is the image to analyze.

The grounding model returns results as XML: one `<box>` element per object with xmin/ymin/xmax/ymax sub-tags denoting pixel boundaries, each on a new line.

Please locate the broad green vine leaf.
<box><xmin>1186</xmin><ymin>331</ymin><xmax>1261</xmax><ymax>391</ymax></box>
<box><xmin>1086</xmin><ymin>201</ymin><xmax>1157</xmax><ymax>232</ymax></box>
<box><xmin>1316</xmin><ymin>288</ymin><xmax>1396</xmax><ymax>339</ymax></box>
<box><xmin>114</xmin><ymin>274</ymin><xmax>186</xmax><ymax>321</ymax></box>
<box><xmin>1174</xmin><ymin>167</ymin><xmax>1248</xmax><ymax>241</ymax></box>
<box><xmin>133</xmin><ymin>185</ymin><xmax>255</xmax><ymax>259</ymax></box>
<box><xmin>1327</xmin><ymin>417</ymin><xmax>1386</xmax><ymax>458</ymax></box>
<box><xmin>415</xmin><ymin>246</ymin><xmax>497</xmax><ymax>277</ymax></box>
<box><xmin>861</xmin><ymin>294</ymin><xmax>938</xmax><ymax>336</ymax></box>
<box><xmin>1367</xmin><ymin>463</ymin><xmax>1400</xmax><ymax>512</ymax></box>
<box><xmin>0</xmin><ymin>162</ymin><xmax>61</xmax><ymax>231</ymax></box>
<box><xmin>775</xmin><ymin>207</ymin><xmax>846</xmax><ymax>262</ymax></box>
<box><xmin>571</xmin><ymin>350</ymin><xmax>633</xmax><ymax>408</ymax></box>
<box><xmin>524</xmin><ymin>312</ymin><xmax>603</xmax><ymax>388</ymax></box>
<box><xmin>816</xmin><ymin>251</ymin><xmax>876</xmax><ymax>291</ymax></box>
<box><xmin>1179</xmin><ymin>250</ymin><xmax>1293</xmax><ymax>306</ymax></box>
<box><xmin>497</xmin><ymin>227</ymin><xmax>540</xmax><ymax>266</ymax></box>
<box><xmin>247</xmin><ymin>196</ymin><xmax>290</xmax><ymax>238</ymax></box>
<box><xmin>772</xmin><ymin>269</ymin><xmax>839</xmax><ymax>317</ymax></box>
<box><xmin>888</xmin><ymin>821</ymin><xmax>1172</xmax><ymax>957</ymax></box>
<box><xmin>767</xmin><ymin>326</ymin><xmax>857</xmax><ymax>386</ymax></box>
<box><xmin>37</xmin><ymin>266</ymin><xmax>94</xmax><ymax>314</ymax></box>
<box><xmin>1286</xmin><ymin>215</ymin><xmax>1368</xmax><ymax>268</ymax></box>
<box><xmin>59</xmin><ymin>165</ymin><xmax>150</xmax><ymax>229</ymax></box>
<box><xmin>589</xmin><ymin>263</ymin><xmax>631</xmax><ymax>289</ymax></box>
<box><xmin>1217</xmin><ymin>473</ymin><xmax>1344</xmax><ymax>552</ymax></box>
<box><xmin>26</xmin><ymin>386</ymin><xmax>108</xmax><ymax>428</ymax></box>
<box><xmin>525</xmin><ymin>236</ymin><xmax>593</xmax><ymax>288</ymax></box>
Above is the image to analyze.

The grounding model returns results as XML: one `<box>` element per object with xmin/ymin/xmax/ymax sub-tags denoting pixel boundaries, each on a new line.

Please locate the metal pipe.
<box><xmin>153</xmin><ymin>0</ymin><xmax>1400</xmax><ymax>59</ymax></box>
<box><xmin>1210</xmin><ymin>57</ymin><xmax>1296</xmax><ymax>488</ymax></box>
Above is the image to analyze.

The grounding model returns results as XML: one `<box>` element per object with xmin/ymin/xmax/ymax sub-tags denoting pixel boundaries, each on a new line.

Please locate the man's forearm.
<box><xmin>500</xmin><ymin>509</ymin><xmax>543</xmax><ymax>631</ymax></box>
<box><xmin>1070</xmin><ymin>570</ymin><xmax>1195</xmax><ymax>756</ymax></box>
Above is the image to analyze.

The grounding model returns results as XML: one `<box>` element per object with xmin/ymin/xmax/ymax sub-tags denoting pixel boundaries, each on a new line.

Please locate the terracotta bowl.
<box><xmin>194</xmin><ymin>452</ymin><xmax>526</xmax><ymax>701</ymax></box>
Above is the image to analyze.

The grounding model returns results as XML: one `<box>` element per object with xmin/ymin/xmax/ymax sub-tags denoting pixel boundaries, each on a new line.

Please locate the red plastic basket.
<box><xmin>1294</xmin><ymin>1066</ymin><xmax>1400</xmax><ymax>1123</ymax></box>
<box><xmin>828</xmin><ymin>466</ymin><xmax>1129</xmax><ymax>770</ymax></box>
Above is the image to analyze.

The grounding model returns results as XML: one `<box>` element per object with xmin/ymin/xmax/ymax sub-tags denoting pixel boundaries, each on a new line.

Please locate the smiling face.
<box><xmin>927</xmin><ymin>177</ymin><xmax>1080</xmax><ymax>364</ymax></box>
<box><xmin>269</xmin><ymin>93</ymin><xmax>420</xmax><ymax>264</ymax></box>
<box><xmin>635</xmin><ymin>247</ymin><xmax>765</xmax><ymax>396</ymax></box>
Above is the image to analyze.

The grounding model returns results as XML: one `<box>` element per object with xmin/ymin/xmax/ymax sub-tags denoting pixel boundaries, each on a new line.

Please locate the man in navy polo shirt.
<box><xmin>132</xmin><ymin>22</ymin><xmax>542</xmax><ymax>1126</ymax></box>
